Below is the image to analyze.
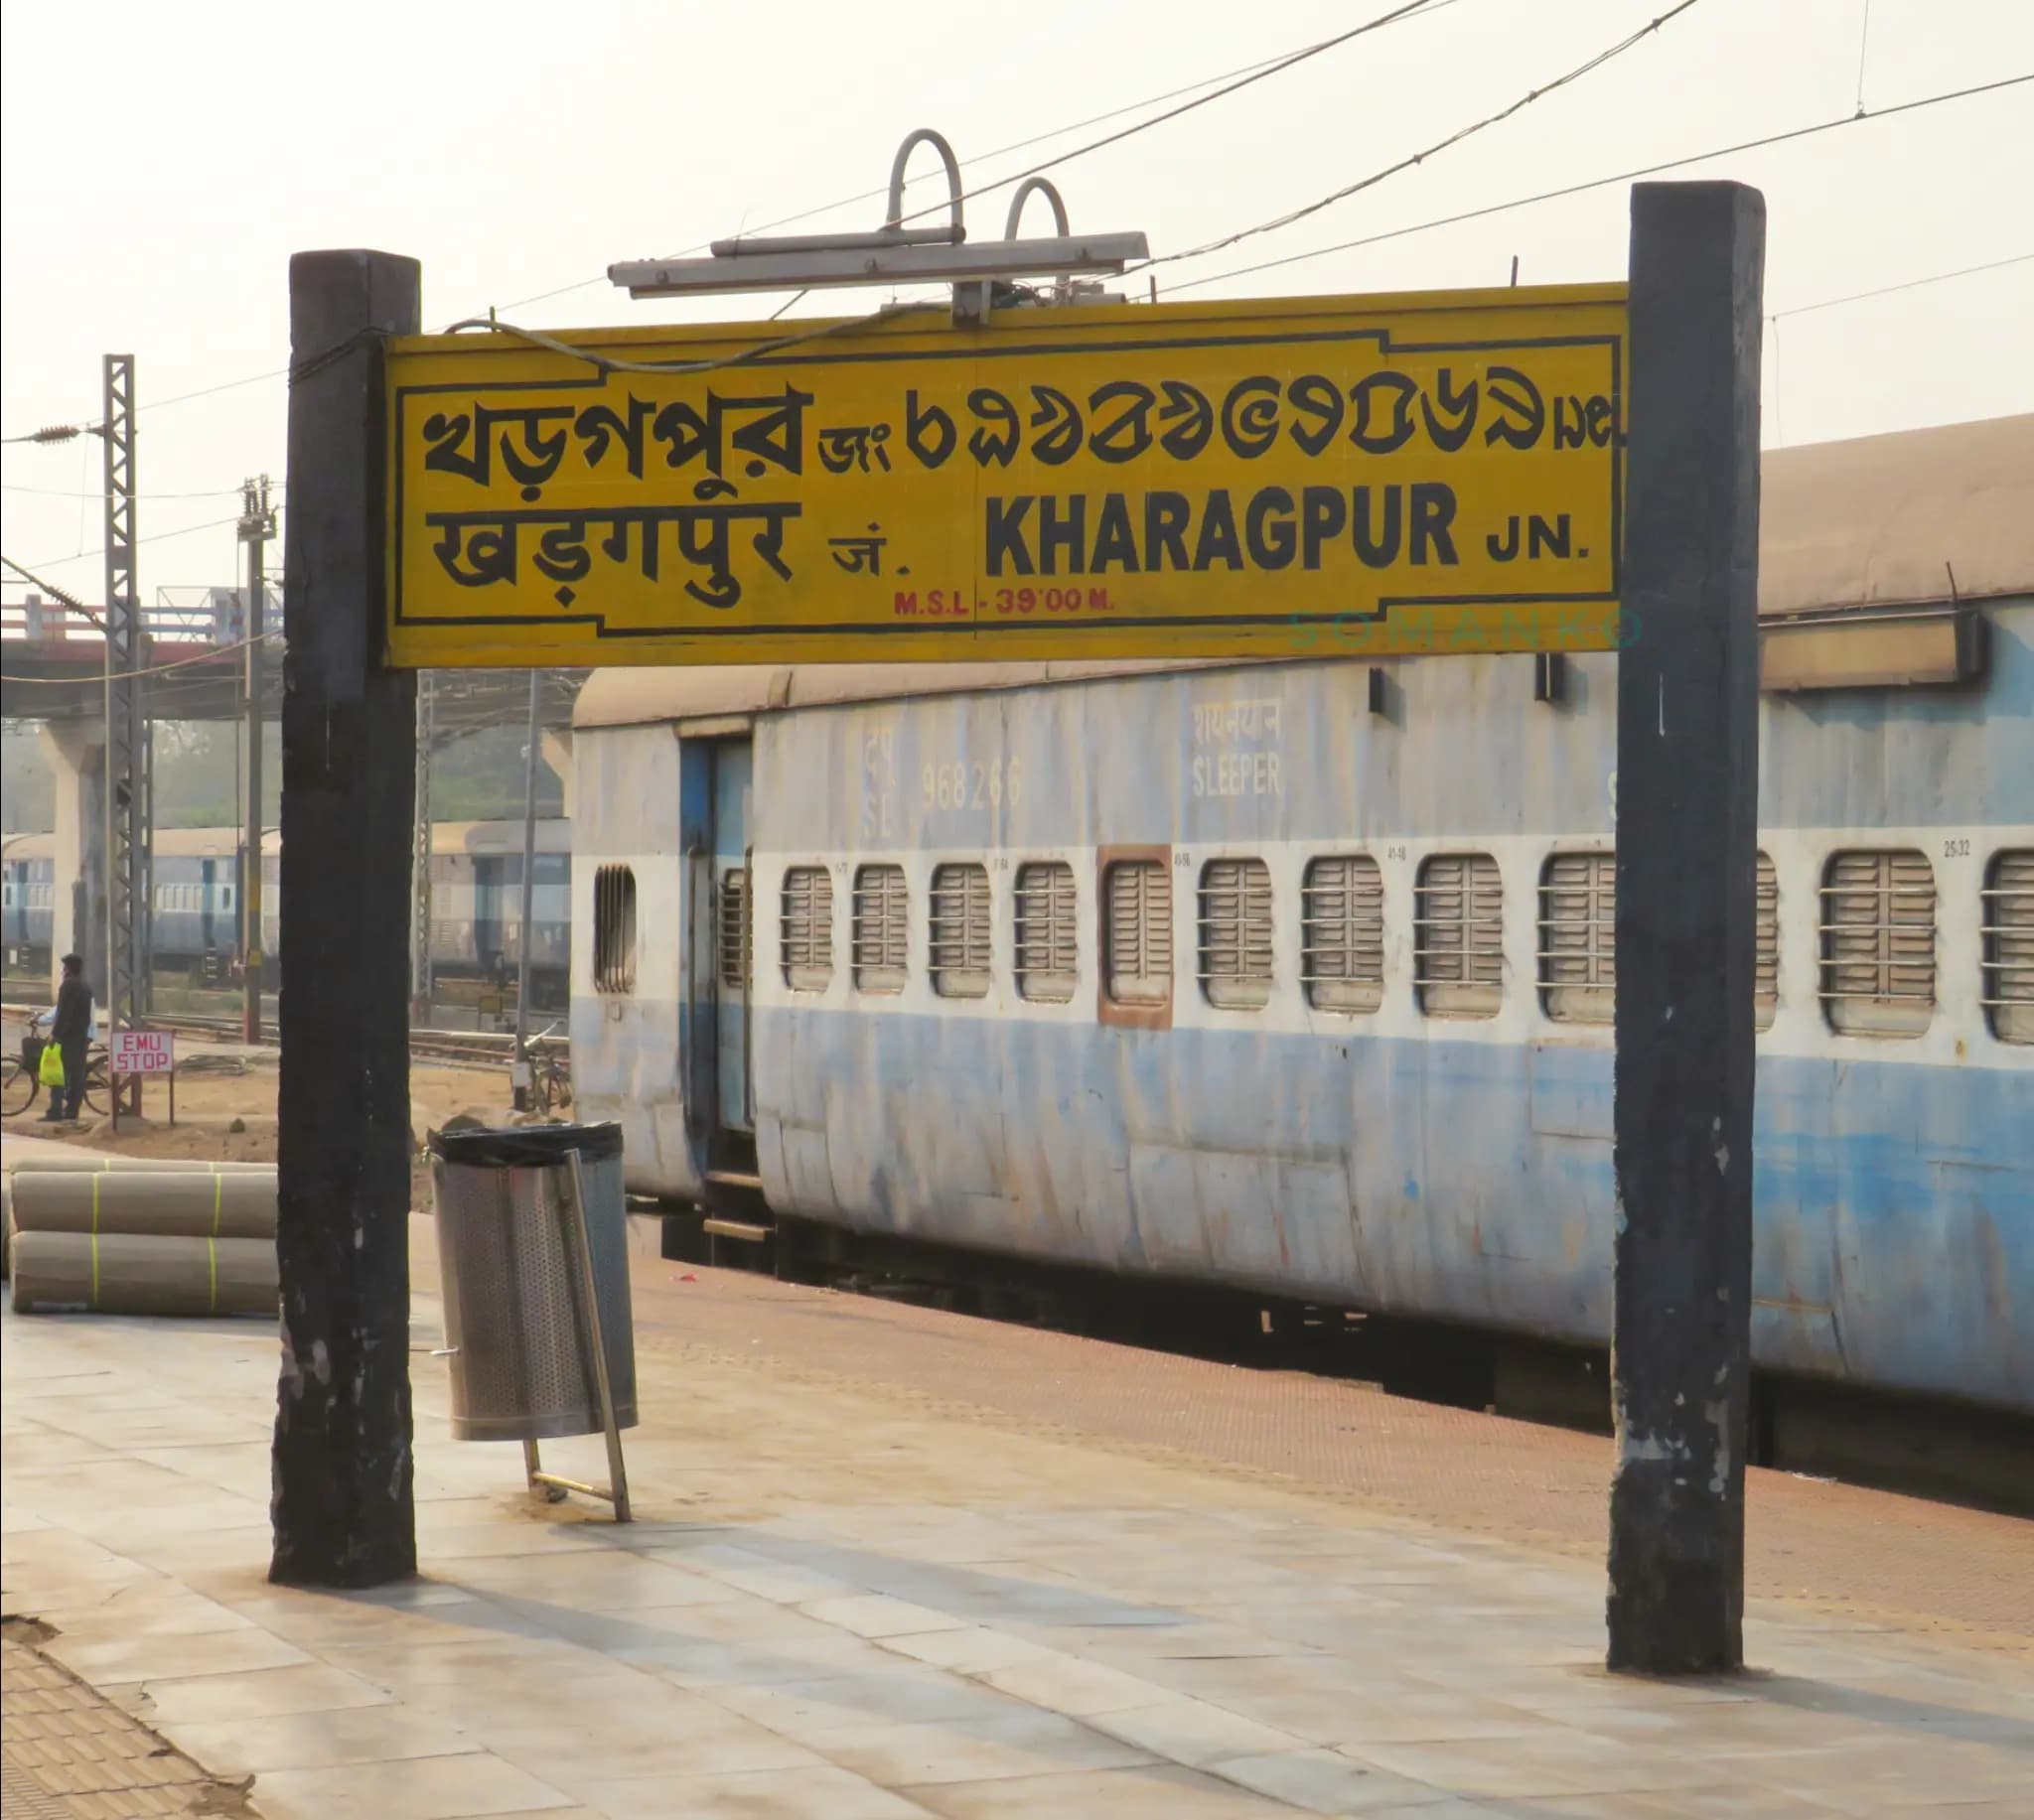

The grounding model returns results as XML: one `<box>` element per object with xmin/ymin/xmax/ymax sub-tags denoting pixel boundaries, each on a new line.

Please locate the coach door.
<box><xmin>710</xmin><ymin>742</ymin><xmax>755</xmax><ymax>1134</ymax></box>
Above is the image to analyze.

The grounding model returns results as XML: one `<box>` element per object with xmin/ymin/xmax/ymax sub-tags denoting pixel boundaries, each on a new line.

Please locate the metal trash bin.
<box><xmin>427</xmin><ymin>1122</ymin><xmax>638</xmax><ymax>1442</ymax></box>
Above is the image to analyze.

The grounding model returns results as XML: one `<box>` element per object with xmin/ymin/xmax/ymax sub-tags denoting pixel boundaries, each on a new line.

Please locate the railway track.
<box><xmin>1</xmin><ymin>1003</ymin><xmax>552</xmax><ymax>1071</ymax></box>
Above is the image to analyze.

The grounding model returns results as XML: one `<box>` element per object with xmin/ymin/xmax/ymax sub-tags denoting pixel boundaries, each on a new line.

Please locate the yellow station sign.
<box><xmin>384</xmin><ymin>285</ymin><xmax>1626</xmax><ymax>667</ymax></box>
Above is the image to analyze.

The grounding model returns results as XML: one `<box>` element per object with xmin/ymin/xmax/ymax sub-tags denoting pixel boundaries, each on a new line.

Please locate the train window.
<box><xmin>930</xmin><ymin>863</ymin><xmax>992</xmax><ymax>999</ymax></box>
<box><xmin>1198</xmin><ymin>858</ymin><xmax>1273</xmax><ymax>1011</ymax></box>
<box><xmin>593</xmin><ymin>864</ymin><xmax>638</xmax><ymax>994</ymax></box>
<box><xmin>1538</xmin><ymin>852</ymin><xmax>1615</xmax><ymax>1024</ymax></box>
<box><xmin>1981</xmin><ymin>850</ymin><xmax>2034</xmax><ymax>1045</ymax></box>
<box><xmin>1415</xmin><ymin>853</ymin><xmax>1504</xmax><ymax>1018</ymax></box>
<box><xmin>852</xmin><ymin>863</ymin><xmax>909</xmax><ymax>994</ymax></box>
<box><xmin>716</xmin><ymin>868</ymin><xmax>751</xmax><ymax>989</ymax></box>
<box><xmin>1104</xmin><ymin>860</ymin><xmax>1172</xmax><ymax>1007</ymax></box>
<box><xmin>780</xmin><ymin>867</ymin><xmax>834</xmax><ymax>992</ymax></box>
<box><xmin>1302</xmin><ymin>855</ymin><xmax>1383</xmax><ymax>1014</ymax></box>
<box><xmin>1014</xmin><ymin>861</ymin><xmax>1079</xmax><ymax>1003</ymax></box>
<box><xmin>1755</xmin><ymin>851</ymin><xmax>1779</xmax><ymax>1031</ymax></box>
<box><xmin>1820</xmin><ymin>848</ymin><xmax>1934</xmax><ymax>1037</ymax></box>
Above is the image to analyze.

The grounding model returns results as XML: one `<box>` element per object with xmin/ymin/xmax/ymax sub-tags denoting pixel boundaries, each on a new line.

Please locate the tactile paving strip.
<box><xmin>0</xmin><ymin>1632</ymin><xmax>243</xmax><ymax>1818</ymax></box>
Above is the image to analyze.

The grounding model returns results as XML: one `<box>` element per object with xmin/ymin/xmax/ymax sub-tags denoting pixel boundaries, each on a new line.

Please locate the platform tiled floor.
<box><xmin>1</xmin><ymin>1626</ymin><xmax>254</xmax><ymax>1818</ymax></box>
<box><xmin>2</xmin><ymin>1181</ymin><xmax>2029</xmax><ymax>1816</ymax></box>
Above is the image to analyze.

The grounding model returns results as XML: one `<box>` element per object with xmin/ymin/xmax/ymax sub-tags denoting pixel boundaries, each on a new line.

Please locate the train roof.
<box><xmin>577</xmin><ymin>412</ymin><xmax>2034</xmax><ymax>731</ymax></box>
<box><xmin>431</xmin><ymin>819</ymin><xmax>572</xmax><ymax>853</ymax></box>
<box><xmin>1</xmin><ymin>819</ymin><xmax>569</xmax><ymax>862</ymax></box>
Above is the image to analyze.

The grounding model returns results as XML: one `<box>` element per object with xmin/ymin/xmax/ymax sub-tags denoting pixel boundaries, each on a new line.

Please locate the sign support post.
<box><xmin>271</xmin><ymin>249</ymin><xmax>422</xmax><ymax>1589</ymax></box>
<box><xmin>1609</xmin><ymin>181</ymin><xmax>1765</xmax><ymax>1674</ymax></box>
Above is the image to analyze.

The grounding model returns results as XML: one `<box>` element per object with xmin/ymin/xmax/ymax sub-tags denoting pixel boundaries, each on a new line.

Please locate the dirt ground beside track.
<box><xmin>1</xmin><ymin>1021</ymin><xmax>514</xmax><ymax>1197</ymax></box>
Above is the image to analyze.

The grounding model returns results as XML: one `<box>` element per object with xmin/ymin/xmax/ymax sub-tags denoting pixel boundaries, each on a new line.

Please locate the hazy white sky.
<box><xmin>2</xmin><ymin>0</ymin><xmax>2029</xmax><ymax>606</ymax></box>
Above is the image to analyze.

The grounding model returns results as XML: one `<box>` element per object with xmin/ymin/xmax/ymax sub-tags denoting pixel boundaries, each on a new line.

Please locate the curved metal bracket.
<box><xmin>886</xmin><ymin>128</ymin><xmax>965</xmax><ymax>243</ymax></box>
<box><xmin>1003</xmin><ymin>177</ymin><xmax>1072</xmax><ymax>242</ymax></box>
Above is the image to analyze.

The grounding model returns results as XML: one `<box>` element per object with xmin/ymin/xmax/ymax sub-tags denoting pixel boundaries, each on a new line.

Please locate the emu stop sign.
<box><xmin>111</xmin><ymin>1029</ymin><xmax>174</xmax><ymax>1074</ymax></box>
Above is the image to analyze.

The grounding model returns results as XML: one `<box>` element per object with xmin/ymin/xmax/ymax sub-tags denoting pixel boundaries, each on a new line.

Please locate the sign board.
<box><xmin>385</xmin><ymin>285</ymin><xmax>1626</xmax><ymax>666</ymax></box>
<box><xmin>111</xmin><ymin>1029</ymin><xmax>174</xmax><ymax>1074</ymax></box>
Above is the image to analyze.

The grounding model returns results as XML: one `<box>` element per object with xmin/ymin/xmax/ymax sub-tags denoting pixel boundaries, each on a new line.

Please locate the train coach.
<box><xmin>2</xmin><ymin>818</ymin><xmax>571</xmax><ymax>994</ymax></box>
<box><xmin>569</xmin><ymin>414</ymin><xmax>2032</xmax><ymax>1426</ymax></box>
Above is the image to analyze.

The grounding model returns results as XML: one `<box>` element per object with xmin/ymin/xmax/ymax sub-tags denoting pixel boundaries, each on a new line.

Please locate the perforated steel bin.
<box><xmin>427</xmin><ymin>1122</ymin><xmax>639</xmax><ymax>1443</ymax></box>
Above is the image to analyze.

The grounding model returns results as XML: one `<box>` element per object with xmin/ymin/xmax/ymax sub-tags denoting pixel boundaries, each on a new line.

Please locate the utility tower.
<box><xmin>239</xmin><ymin>475</ymin><xmax>277</xmax><ymax>1042</ymax></box>
<box><xmin>101</xmin><ymin>354</ymin><xmax>146</xmax><ymax>1111</ymax></box>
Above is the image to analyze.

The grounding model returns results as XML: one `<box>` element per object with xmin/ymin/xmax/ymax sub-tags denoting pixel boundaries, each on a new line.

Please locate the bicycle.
<box><xmin>1</xmin><ymin>1034</ymin><xmax>111</xmax><ymax>1121</ymax></box>
<box><xmin>521</xmin><ymin>1022</ymin><xmax>572</xmax><ymax>1117</ymax></box>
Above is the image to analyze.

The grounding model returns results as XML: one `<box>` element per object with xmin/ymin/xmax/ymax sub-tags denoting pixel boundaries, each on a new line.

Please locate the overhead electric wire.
<box><xmin>1162</xmin><ymin>74</ymin><xmax>2032</xmax><ymax>295</ymax></box>
<box><xmin>22</xmin><ymin>514</ymin><xmax>242</xmax><ymax>573</ymax></box>
<box><xmin>883</xmin><ymin>0</ymin><xmax>1457</xmax><ymax>233</ymax></box>
<box><xmin>484</xmin><ymin>0</ymin><xmax>1467</xmax><ymax>321</ymax></box>
<box><xmin>1136</xmin><ymin>0</ymin><xmax>1704</xmax><ymax>277</ymax></box>
<box><xmin>0</xmin><ymin>556</ymin><xmax>104</xmax><ymax>630</ymax></box>
<box><xmin>0</xmin><ymin>629</ymin><xmax>278</xmax><ymax>687</ymax></box>
<box><xmin>3</xmin><ymin>483</ymin><xmax>248</xmax><ymax>501</ymax></box>
<box><xmin>1769</xmin><ymin>250</ymin><xmax>2034</xmax><ymax>319</ymax></box>
<box><xmin>441</xmin><ymin>299</ymin><xmax>944</xmax><ymax>375</ymax></box>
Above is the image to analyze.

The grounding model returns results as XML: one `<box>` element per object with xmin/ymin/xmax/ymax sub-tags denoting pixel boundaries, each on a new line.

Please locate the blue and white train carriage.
<box><xmin>3</xmin><ymin>819</ymin><xmax>572</xmax><ymax>991</ymax></box>
<box><xmin>569</xmin><ymin>415</ymin><xmax>2033</xmax><ymax>1416</ymax></box>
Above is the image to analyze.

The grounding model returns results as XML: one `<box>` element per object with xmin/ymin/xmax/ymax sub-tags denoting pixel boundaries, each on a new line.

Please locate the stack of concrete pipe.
<box><xmin>5</xmin><ymin>1157</ymin><xmax>277</xmax><ymax>1317</ymax></box>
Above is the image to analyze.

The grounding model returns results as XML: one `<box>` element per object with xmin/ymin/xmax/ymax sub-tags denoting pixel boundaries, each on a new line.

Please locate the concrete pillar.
<box><xmin>39</xmin><ymin>721</ymin><xmax>106</xmax><ymax>1002</ymax></box>
<box><xmin>540</xmin><ymin>728</ymin><xmax>574</xmax><ymax>818</ymax></box>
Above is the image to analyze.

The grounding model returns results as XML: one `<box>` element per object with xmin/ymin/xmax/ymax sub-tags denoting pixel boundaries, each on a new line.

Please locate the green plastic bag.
<box><xmin>38</xmin><ymin>1043</ymin><xmax>66</xmax><ymax>1088</ymax></box>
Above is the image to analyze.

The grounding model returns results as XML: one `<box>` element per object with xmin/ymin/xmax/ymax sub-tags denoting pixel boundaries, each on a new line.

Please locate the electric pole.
<box><xmin>239</xmin><ymin>475</ymin><xmax>276</xmax><ymax>1044</ymax></box>
<box><xmin>101</xmin><ymin>354</ymin><xmax>145</xmax><ymax>1122</ymax></box>
<box><xmin>410</xmin><ymin>671</ymin><xmax>435</xmax><ymax>1020</ymax></box>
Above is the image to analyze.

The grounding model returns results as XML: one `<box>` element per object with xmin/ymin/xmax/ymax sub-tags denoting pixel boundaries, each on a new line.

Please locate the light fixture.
<box><xmin>608</xmin><ymin>129</ymin><xmax>1148</xmax><ymax>316</ymax></box>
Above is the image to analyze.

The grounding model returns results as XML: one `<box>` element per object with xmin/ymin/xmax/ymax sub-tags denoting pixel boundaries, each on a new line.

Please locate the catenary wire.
<box><xmin>1160</xmin><ymin>74</ymin><xmax>2031</xmax><ymax>295</ymax></box>
<box><xmin>3</xmin><ymin>483</ymin><xmax>249</xmax><ymax>501</ymax></box>
<box><xmin>439</xmin><ymin>300</ymin><xmax>944</xmax><ymax>376</ymax></box>
<box><xmin>1769</xmin><ymin>250</ymin><xmax>2033</xmax><ymax>319</ymax></box>
<box><xmin>22</xmin><ymin>515</ymin><xmax>242</xmax><ymax>574</ymax></box>
<box><xmin>9</xmin><ymin>18</ymin><xmax>1464</xmax><ymax>439</ymax></box>
<box><xmin>482</xmin><ymin>0</ymin><xmax>1468</xmax><ymax>321</ymax></box>
<box><xmin>0</xmin><ymin>629</ymin><xmax>278</xmax><ymax>686</ymax></box>
<box><xmin>884</xmin><ymin>0</ymin><xmax>1453</xmax><ymax>233</ymax></box>
<box><xmin>1133</xmin><ymin>0</ymin><xmax>1705</xmax><ymax>276</ymax></box>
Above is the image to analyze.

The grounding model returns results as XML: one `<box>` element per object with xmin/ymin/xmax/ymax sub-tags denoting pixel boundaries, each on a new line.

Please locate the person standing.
<box><xmin>43</xmin><ymin>953</ymin><xmax>92</xmax><ymax>1122</ymax></box>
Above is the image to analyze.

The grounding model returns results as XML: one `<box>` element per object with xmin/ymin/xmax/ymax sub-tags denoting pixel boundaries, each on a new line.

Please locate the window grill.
<box><xmin>1819</xmin><ymin>848</ymin><xmax>1934</xmax><ymax>1037</ymax></box>
<box><xmin>780</xmin><ymin>866</ymin><xmax>834</xmax><ymax>992</ymax></box>
<box><xmin>1981</xmin><ymin>849</ymin><xmax>2034</xmax><ymax>1045</ymax></box>
<box><xmin>1104</xmin><ymin>860</ymin><xmax>1172</xmax><ymax>1006</ymax></box>
<box><xmin>1301</xmin><ymin>856</ymin><xmax>1384</xmax><ymax>1014</ymax></box>
<box><xmin>1014</xmin><ymin>861</ymin><xmax>1078</xmax><ymax>1002</ymax></box>
<box><xmin>930</xmin><ymin>863</ymin><xmax>993</xmax><ymax>998</ymax></box>
<box><xmin>716</xmin><ymin>867</ymin><xmax>751</xmax><ymax>989</ymax></box>
<box><xmin>1197</xmin><ymin>857</ymin><xmax>1274</xmax><ymax>1010</ymax></box>
<box><xmin>1755</xmin><ymin>850</ymin><xmax>1779</xmax><ymax>1031</ymax></box>
<box><xmin>852</xmin><ymin>863</ymin><xmax>909</xmax><ymax>994</ymax></box>
<box><xmin>1414</xmin><ymin>853</ymin><xmax>1503</xmax><ymax>1018</ymax></box>
<box><xmin>593</xmin><ymin>864</ymin><xmax>637</xmax><ymax>994</ymax></box>
<box><xmin>1537</xmin><ymin>851</ymin><xmax>1615</xmax><ymax>1024</ymax></box>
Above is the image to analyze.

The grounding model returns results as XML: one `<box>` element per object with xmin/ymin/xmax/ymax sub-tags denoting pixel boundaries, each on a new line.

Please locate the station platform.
<box><xmin>2</xmin><ymin>1196</ymin><xmax>2029</xmax><ymax>1818</ymax></box>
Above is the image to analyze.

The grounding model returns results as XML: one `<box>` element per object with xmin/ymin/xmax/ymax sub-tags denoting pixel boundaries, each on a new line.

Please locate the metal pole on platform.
<box><xmin>100</xmin><ymin>353</ymin><xmax>144</xmax><ymax>1125</ymax></box>
<box><xmin>239</xmin><ymin>477</ymin><xmax>275</xmax><ymax>1045</ymax></box>
<box><xmin>270</xmin><ymin>249</ymin><xmax>421</xmax><ymax>1590</ymax></box>
<box><xmin>1608</xmin><ymin>181</ymin><xmax>1765</xmax><ymax>1676</ymax></box>
<box><xmin>410</xmin><ymin>671</ymin><xmax>435</xmax><ymax>1020</ymax></box>
<box><xmin>511</xmin><ymin>670</ymin><xmax>540</xmax><ymax>1111</ymax></box>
